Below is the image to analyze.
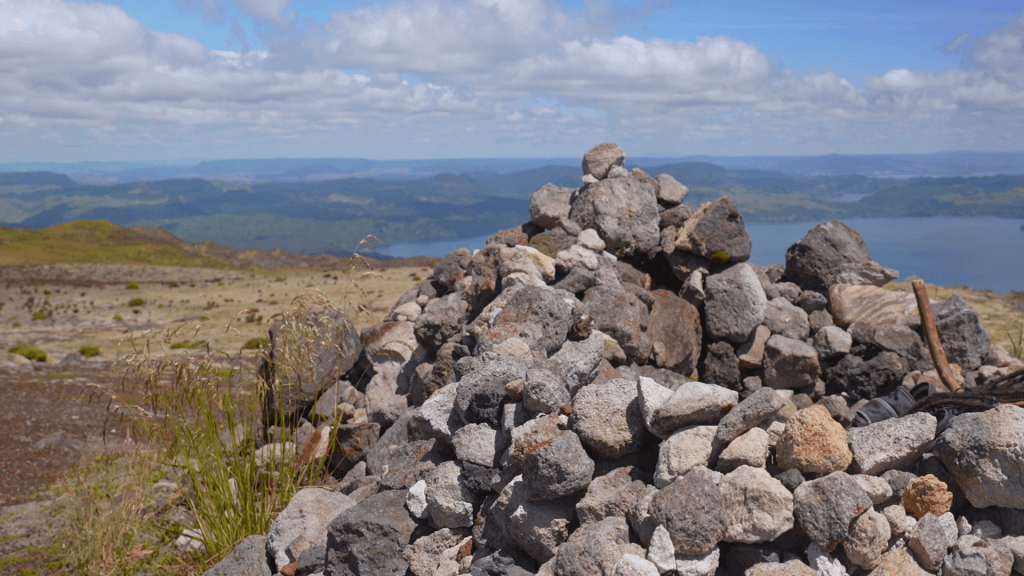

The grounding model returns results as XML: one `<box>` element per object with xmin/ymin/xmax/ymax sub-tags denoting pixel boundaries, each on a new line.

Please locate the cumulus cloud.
<box><xmin>2</xmin><ymin>0</ymin><xmax>1024</xmax><ymax>158</ymax></box>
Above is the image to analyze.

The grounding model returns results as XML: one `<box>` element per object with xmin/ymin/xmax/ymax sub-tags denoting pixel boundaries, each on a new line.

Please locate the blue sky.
<box><xmin>3</xmin><ymin>0</ymin><xmax>1024</xmax><ymax>161</ymax></box>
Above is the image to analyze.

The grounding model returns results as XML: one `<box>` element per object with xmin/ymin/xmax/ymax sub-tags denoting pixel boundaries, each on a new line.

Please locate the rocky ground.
<box><xmin>0</xmin><ymin>259</ymin><xmax>430</xmax><ymax>574</ymax></box>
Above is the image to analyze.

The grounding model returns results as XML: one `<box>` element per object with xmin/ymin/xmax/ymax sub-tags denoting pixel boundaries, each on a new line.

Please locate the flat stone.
<box><xmin>828</xmin><ymin>284</ymin><xmax>920</xmax><ymax>328</ymax></box>
<box><xmin>738</xmin><ymin>325</ymin><xmax>772</xmax><ymax>369</ymax></box>
<box><xmin>646</xmin><ymin>381</ymin><xmax>738</xmax><ymax>439</ymax></box>
<box><xmin>717</xmin><ymin>427</ymin><xmax>770</xmax><ymax>472</ymax></box>
<box><xmin>570</xmin><ymin>377</ymin><xmax>646</xmax><ymax>459</ymax></box>
<box><xmin>650</xmin><ymin>467</ymin><xmax>726</xmax><ymax>557</ymax></box>
<box><xmin>764</xmin><ymin>298</ymin><xmax>811</xmax><ymax>340</ymax></box>
<box><xmin>267</xmin><ymin>487</ymin><xmax>355</xmax><ymax>570</ymax></box>
<box><xmin>847</xmin><ymin>412</ymin><xmax>937</xmax><ymax>475</ymax></box>
<box><xmin>714</xmin><ymin>387</ymin><xmax>786</xmax><ymax>445</ymax></box>
<box><xmin>721</xmin><ymin>465</ymin><xmax>794</xmax><ymax>543</ymax></box>
<box><xmin>655</xmin><ymin>425</ymin><xmax>717</xmax><ymax>488</ymax></box>
<box><xmin>673</xmin><ymin>195</ymin><xmax>752</xmax><ymax>263</ymax></box>
<box><xmin>763</xmin><ymin>334</ymin><xmax>820</xmax><ymax>390</ymax></box>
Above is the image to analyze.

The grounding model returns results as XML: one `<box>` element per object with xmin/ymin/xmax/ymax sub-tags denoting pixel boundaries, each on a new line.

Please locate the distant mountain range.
<box><xmin>6</xmin><ymin>151</ymin><xmax>1024</xmax><ymax>184</ymax></box>
<box><xmin>1</xmin><ymin>153</ymin><xmax>1023</xmax><ymax>256</ymax></box>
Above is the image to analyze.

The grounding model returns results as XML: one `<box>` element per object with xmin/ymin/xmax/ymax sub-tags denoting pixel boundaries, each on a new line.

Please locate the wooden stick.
<box><xmin>912</xmin><ymin>280</ymin><xmax>961</xmax><ymax>393</ymax></box>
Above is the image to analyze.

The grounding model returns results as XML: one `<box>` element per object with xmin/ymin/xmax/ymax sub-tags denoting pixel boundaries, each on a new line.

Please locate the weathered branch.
<box><xmin>912</xmin><ymin>280</ymin><xmax>961</xmax><ymax>393</ymax></box>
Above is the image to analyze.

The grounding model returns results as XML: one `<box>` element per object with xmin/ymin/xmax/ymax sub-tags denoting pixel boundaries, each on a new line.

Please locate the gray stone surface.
<box><xmin>655</xmin><ymin>425</ymin><xmax>717</xmax><ymax>488</ymax></box>
<box><xmin>763</xmin><ymin>334</ymin><xmax>821</xmax><ymax>390</ymax></box>
<box><xmin>570</xmin><ymin>378</ymin><xmax>646</xmax><ymax>459</ymax></box>
<box><xmin>405</xmin><ymin>528</ymin><xmax>471</xmax><ymax>576</ymax></box>
<box><xmin>813</xmin><ymin>326</ymin><xmax>852</xmax><ymax>361</ymax></box>
<box><xmin>933</xmin><ymin>405</ymin><xmax>1024</xmax><ymax>509</ymax></box>
<box><xmin>267</xmin><ymin>488</ymin><xmax>356</xmax><ymax>570</ymax></box>
<box><xmin>646</xmin><ymin>381</ymin><xmax>738</xmax><ymax>438</ymax></box>
<box><xmin>530</xmin><ymin>183</ymin><xmax>575</xmax><ymax>230</ymax></box>
<box><xmin>704</xmin><ymin>263</ymin><xmax>768</xmax><ymax>343</ymax></box>
<box><xmin>673</xmin><ymin>195</ymin><xmax>752</xmax><ymax>263</ymax></box>
<box><xmin>777</xmin><ymin>405</ymin><xmax>852</xmax><ymax>474</ymax></box>
<box><xmin>717</xmin><ymin>427</ymin><xmax>770</xmax><ymax>472</ymax></box>
<box><xmin>656</xmin><ymin>173</ymin><xmax>688</xmax><ymax>205</ymax></box>
<box><xmin>675</xmin><ymin>548</ymin><xmax>720</xmax><ymax>576</ymax></box>
<box><xmin>410</xmin><ymin>381</ymin><xmax>462</xmax><ymax>443</ymax></box>
<box><xmin>568</xmin><ymin>176</ymin><xmax>660</xmax><ymax>257</ymax></box>
<box><xmin>783</xmin><ymin>220</ymin><xmax>876</xmax><ymax>292</ymax></box>
<box><xmin>651</xmin><ymin>466</ymin><xmax>726</xmax><ymax>556</ymax></box>
<box><xmin>553</xmin><ymin>516</ymin><xmax>633</xmax><ymax>576</ymax></box>
<box><xmin>847</xmin><ymin>412</ymin><xmax>937</xmax><ymax>475</ymax></box>
<box><xmin>547</xmin><ymin>332</ymin><xmax>605</xmax><ymax>395</ymax></box>
<box><xmin>476</xmin><ymin>287</ymin><xmax>574</xmax><ymax>359</ymax></box>
<box><xmin>455</xmin><ymin>352</ymin><xmax>528</xmax><ymax>427</ymax></box>
<box><xmin>425</xmin><ymin>461</ymin><xmax>477</xmax><ymax>528</ymax></box>
<box><xmin>827</xmin><ymin>284</ymin><xmax>919</xmax><ymax>328</ymax></box>
<box><xmin>714</xmin><ymin>387</ymin><xmax>786</xmax><ymax>445</ymax></box>
<box><xmin>510</xmin><ymin>417</ymin><xmax>595</xmax><ymax>501</ymax></box>
<box><xmin>522</xmin><ymin>364</ymin><xmax>570</xmax><ymax>414</ymax></box>
<box><xmin>452</xmin><ymin>422</ymin><xmax>506</xmax><ymax>469</ymax></box>
<box><xmin>792</xmin><ymin>471</ymin><xmax>873</xmax><ymax>551</ymax></box>
<box><xmin>764</xmin><ymin>298</ymin><xmax>811</xmax><ymax>340</ymax></box>
<box><xmin>583</xmin><ymin>284</ymin><xmax>650</xmax><ymax>363</ymax></box>
<box><xmin>324</xmin><ymin>489</ymin><xmax>417</xmax><ymax>576</ymax></box>
<box><xmin>933</xmin><ymin>294</ymin><xmax>993</xmax><ymax>371</ymax></box>
<box><xmin>908</xmin><ymin>512</ymin><xmax>958</xmax><ymax>572</ymax></box>
<box><xmin>414</xmin><ymin>292</ymin><xmax>470</xmax><ymax>349</ymax></box>
<box><xmin>700</xmin><ymin>340</ymin><xmax>741</xmax><ymax>390</ymax></box>
<box><xmin>581</xmin><ymin>142</ymin><xmax>625</xmax><ymax>179</ymax></box>
<box><xmin>721</xmin><ymin>465</ymin><xmax>794</xmax><ymax>543</ymax></box>
<box><xmin>202</xmin><ymin>535</ymin><xmax>271</xmax><ymax>576</ymax></box>
<box><xmin>743</xmin><ymin>559</ymin><xmax>818</xmax><ymax>575</ymax></box>
<box><xmin>844</xmin><ymin>508</ymin><xmax>891</xmax><ymax>570</ymax></box>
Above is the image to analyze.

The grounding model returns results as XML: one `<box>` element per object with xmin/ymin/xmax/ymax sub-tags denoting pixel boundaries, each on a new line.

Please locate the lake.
<box><xmin>376</xmin><ymin>216</ymin><xmax>1024</xmax><ymax>293</ymax></box>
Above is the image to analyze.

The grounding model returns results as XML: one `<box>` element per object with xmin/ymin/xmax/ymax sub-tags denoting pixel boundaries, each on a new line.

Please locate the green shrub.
<box><xmin>242</xmin><ymin>337</ymin><xmax>270</xmax><ymax>350</ymax></box>
<box><xmin>9</xmin><ymin>345</ymin><xmax>46</xmax><ymax>362</ymax></box>
<box><xmin>128</xmin><ymin>298</ymin><xmax>146</xmax><ymax>307</ymax></box>
<box><xmin>31</xmin><ymin>310</ymin><xmax>51</xmax><ymax>321</ymax></box>
<box><xmin>709</xmin><ymin>250</ymin><xmax>730</xmax><ymax>265</ymax></box>
<box><xmin>113</xmin><ymin>314</ymin><xmax>124</xmax><ymax>322</ymax></box>
<box><xmin>126</xmin><ymin>281</ymin><xmax>139</xmax><ymax>290</ymax></box>
<box><xmin>79</xmin><ymin>345</ymin><xmax>100</xmax><ymax>358</ymax></box>
<box><xmin>170</xmin><ymin>341</ymin><xmax>192</xmax><ymax>349</ymax></box>
<box><xmin>43</xmin><ymin>289</ymin><xmax>52</xmax><ymax>295</ymax></box>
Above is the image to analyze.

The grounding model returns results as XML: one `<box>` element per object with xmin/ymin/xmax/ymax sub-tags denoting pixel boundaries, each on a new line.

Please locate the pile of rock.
<box><xmin>207</xmin><ymin>143</ymin><xmax>1024</xmax><ymax>576</ymax></box>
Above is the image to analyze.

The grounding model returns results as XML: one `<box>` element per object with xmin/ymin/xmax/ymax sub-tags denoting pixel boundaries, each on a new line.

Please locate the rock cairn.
<box><xmin>207</xmin><ymin>143</ymin><xmax>1024</xmax><ymax>576</ymax></box>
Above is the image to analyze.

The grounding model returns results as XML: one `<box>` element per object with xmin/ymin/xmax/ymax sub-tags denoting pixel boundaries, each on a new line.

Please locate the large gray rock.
<box><xmin>425</xmin><ymin>461</ymin><xmax>477</xmax><ymax>528</ymax></box>
<box><xmin>553</xmin><ymin>516</ymin><xmax>634</xmax><ymax>576</ymax></box>
<box><xmin>530</xmin><ymin>183</ymin><xmax>575</xmax><ymax>230</ymax></box>
<box><xmin>265</xmin><ymin>308</ymin><xmax>362</xmax><ymax>422</ymax></box>
<box><xmin>410</xmin><ymin>382</ymin><xmax>462</xmax><ymax>443</ymax></box>
<box><xmin>828</xmin><ymin>284</ymin><xmax>919</xmax><ymax>328</ymax></box>
<box><xmin>656</xmin><ymin>173</ymin><xmax>688</xmax><ymax>205</ymax></box>
<box><xmin>570</xmin><ymin>377</ymin><xmax>646</xmax><ymax>459</ymax></box>
<box><xmin>476</xmin><ymin>286</ymin><xmax>574</xmax><ymax>359</ymax></box>
<box><xmin>847</xmin><ymin>412</ymin><xmax>937</xmax><ymax>475</ymax></box>
<box><xmin>583</xmin><ymin>284</ymin><xmax>650</xmax><ymax>362</ymax></box>
<box><xmin>650</xmin><ymin>466</ymin><xmax>726</xmax><ymax>556</ymax></box>
<box><xmin>452</xmin><ymin>422</ymin><xmax>506</xmax><ymax>468</ymax></box>
<box><xmin>645</xmin><ymin>381</ymin><xmax>738</xmax><ymax>439</ymax></box>
<box><xmin>324</xmin><ymin>489</ymin><xmax>417</xmax><ymax>576</ymax></box>
<box><xmin>763</xmin><ymin>298</ymin><xmax>811</xmax><ymax>341</ymax></box>
<box><xmin>704</xmin><ymin>263</ymin><xmax>768</xmax><ymax>343</ymax></box>
<box><xmin>568</xmin><ymin>177</ymin><xmax>660</xmax><ymax>256</ymax></box>
<box><xmin>714</xmin><ymin>387</ymin><xmax>786</xmax><ymax>445</ymax></box>
<box><xmin>784</xmin><ymin>221</ymin><xmax>880</xmax><ymax>292</ymax></box>
<box><xmin>522</xmin><ymin>364</ymin><xmax>570</xmax><ymax>414</ymax></box>
<box><xmin>792</xmin><ymin>472</ymin><xmax>873</xmax><ymax>551</ymax></box>
<box><xmin>908</xmin><ymin>512</ymin><xmax>958</xmax><ymax>572</ymax></box>
<box><xmin>721</xmin><ymin>466</ymin><xmax>794</xmax><ymax>543</ymax></box>
<box><xmin>655</xmin><ymin>425</ymin><xmax>717</xmax><ymax>488</ymax></box>
<box><xmin>744</xmin><ymin>560</ymin><xmax>819</xmax><ymax>575</ymax></box>
<box><xmin>672</xmin><ymin>195</ymin><xmax>752</xmax><ymax>263</ymax></box>
<box><xmin>844</xmin><ymin>508</ymin><xmax>891</xmax><ymax>570</ymax></box>
<box><xmin>762</xmin><ymin>334</ymin><xmax>820</xmax><ymax>390</ymax></box>
<box><xmin>455</xmin><ymin>352</ymin><xmax>528</xmax><ymax>427</ymax></box>
<box><xmin>267</xmin><ymin>488</ymin><xmax>356</xmax><ymax>571</ymax></box>
<box><xmin>813</xmin><ymin>326</ymin><xmax>852</xmax><ymax>360</ymax></box>
<box><xmin>933</xmin><ymin>405</ymin><xmax>1024</xmax><ymax>509</ymax></box>
<box><xmin>547</xmin><ymin>332</ymin><xmax>605</xmax><ymax>395</ymax></box>
<box><xmin>933</xmin><ymin>294</ymin><xmax>992</xmax><ymax>371</ymax></box>
<box><xmin>581</xmin><ymin>142</ymin><xmax>625</xmax><ymax>179</ymax></box>
<box><xmin>575</xmin><ymin>466</ymin><xmax>650</xmax><ymax>527</ymax></box>
<box><xmin>405</xmin><ymin>527</ymin><xmax>471</xmax><ymax>576</ymax></box>
<box><xmin>646</xmin><ymin>289</ymin><xmax>702</xmax><ymax>375</ymax></box>
<box><xmin>202</xmin><ymin>535</ymin><xmax>271</xmax><ymax>576</ymax></box>
<box><xmin>414</xmin><ymin>292</ymin><xmax>470</xmax><ymax>349</ymax></box>
<box><xmin>510</xmin><ymin>416</ymin><xmax>595</xmax><ymax>500</ymax></box>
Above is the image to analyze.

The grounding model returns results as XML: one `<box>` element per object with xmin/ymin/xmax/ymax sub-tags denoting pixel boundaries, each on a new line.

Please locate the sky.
<box><xmin>3</xmin><ymin>0</ymin><xmax>1024</xmax><ymax>162</ymax></box>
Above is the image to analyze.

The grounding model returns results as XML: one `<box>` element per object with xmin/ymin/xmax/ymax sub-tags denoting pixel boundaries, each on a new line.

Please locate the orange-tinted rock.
<box><xmin>777</xmin><ymin>405</ymin><xmax>852</xmax><ymax>474</ymax></box>
<box><xmin>902</xmin><ymin>474</ymin><xmax>953</xmax><ymax>519</ymax></box>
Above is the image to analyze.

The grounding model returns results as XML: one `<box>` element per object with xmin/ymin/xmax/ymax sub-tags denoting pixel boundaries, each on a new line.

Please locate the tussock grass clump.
<box><xmin>32</xmin><ymin>310</ymin><xmax>51</xmax><ymax>320</ymax></box>
<box><xmin>126</xmin><ymin>281</ymin><xmax>140</xmax><ymax>290</ymax></box>
<box><xmin>9</xmin><ymin>345</ymin><xmax>46</xmax><ymax>362</ymax></box>
<box><xmin>242</xmin><ymin>337</ymin><xmax>270</xmax><ymax>350</ymax></box>
<box><xmin>79</xmin><ymin>345</ymin><xmax>100</xmax><ymax>358</ymax></box>
<box><xmin>128</xmin><ymin>298</ymin><xmax>146</xmax><ymax>307</ymax></box>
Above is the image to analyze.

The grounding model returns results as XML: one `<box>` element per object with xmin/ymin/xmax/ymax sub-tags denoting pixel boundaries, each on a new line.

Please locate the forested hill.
<box><xmin>1</xmin><ymin>162</ymin><xmax>1022</xmax><ymax>255</ymax></box>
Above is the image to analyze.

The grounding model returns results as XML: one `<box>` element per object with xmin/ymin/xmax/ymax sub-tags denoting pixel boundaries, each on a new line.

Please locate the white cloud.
<box><xmin>2</xmin><ymin>0</ymin><xmax>1024</xmax><ymax>159</ymax></box>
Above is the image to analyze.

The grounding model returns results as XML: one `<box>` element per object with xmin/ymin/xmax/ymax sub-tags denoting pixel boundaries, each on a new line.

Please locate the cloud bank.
<box><xmin>1</xmin><ymin>0</ymin><xmax>1023</xmax><ymax>160</ymax></box>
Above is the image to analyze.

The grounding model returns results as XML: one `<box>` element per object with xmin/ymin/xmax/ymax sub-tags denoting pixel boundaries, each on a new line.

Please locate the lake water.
<box><xmin>376</xmin><ymin>216</ymin><xmax>1024</xmax><ymax>293</ymax></box>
